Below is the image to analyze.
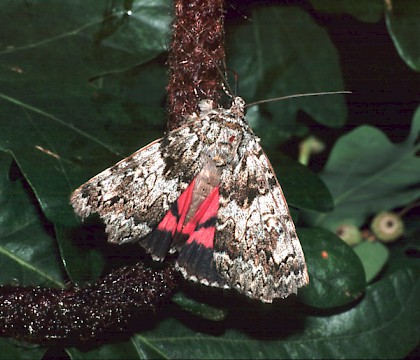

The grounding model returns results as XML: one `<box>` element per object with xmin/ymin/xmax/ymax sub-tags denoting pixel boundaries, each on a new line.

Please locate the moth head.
<box><xmin>198</xmin><ymin>99</ymin><xmax>215</xmax><ymax>116</ymax></box>
<box><xmin>231</xmin><ymin>96</ymin><xmax>245</xmax><ymax>117</ymax></box>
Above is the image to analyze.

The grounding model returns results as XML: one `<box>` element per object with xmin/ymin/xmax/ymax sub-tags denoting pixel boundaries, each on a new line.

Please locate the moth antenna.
<box><xmin>220</xmin><ymin>69</ymin><xmax>240</xmax><ymax>100</ymax></box>
<box><xmin>246</xmin><ymin>91</ymin><xmax>353</xmax><ymax>108</ymax></box>
<box><xmin>227</xmin><ymin>4</ymin><xmax>252</xmax><ymax>22</ymax></box>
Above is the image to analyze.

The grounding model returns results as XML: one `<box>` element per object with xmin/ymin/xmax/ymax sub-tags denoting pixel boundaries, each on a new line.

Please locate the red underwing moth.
<box><xmin>70</xmin><ymin>97</ymin><xmax>309</xmax><ymax>302</ymax></box>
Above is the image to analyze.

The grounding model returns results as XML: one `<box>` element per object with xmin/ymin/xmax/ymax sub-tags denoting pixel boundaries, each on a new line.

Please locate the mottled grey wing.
<box><xmin>70</xmin><ymin>124</ymin><xmax>203</xmax><ymax>247</ymax></box>
<box><xmin>214</xmin><ymin>140</ymin><xmax>309</xmax><ymax>303</ymax></box>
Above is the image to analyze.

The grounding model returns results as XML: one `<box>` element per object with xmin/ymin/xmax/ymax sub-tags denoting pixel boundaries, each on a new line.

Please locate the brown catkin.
<box><xmin>0</xmin><ymin>263</ymin><xmax>176</xmax><ymax>345</ymax></box>
<box><xmin>167</xmin><ymin>0</ymin><xmax>226</xmax><ymax>129</ymax></box>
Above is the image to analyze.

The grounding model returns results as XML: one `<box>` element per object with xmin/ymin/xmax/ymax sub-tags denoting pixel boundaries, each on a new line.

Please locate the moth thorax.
<box><xmin>209</xmin><ymin>140</ymin><xmax>238</xmax><ymax>166</ymax></box>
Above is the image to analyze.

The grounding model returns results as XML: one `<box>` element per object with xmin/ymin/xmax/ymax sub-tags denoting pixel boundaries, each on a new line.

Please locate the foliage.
<box><xmin>0</xmin><ymin>0</ymin><xmax>418</xmax><ymax>359</ymax></box>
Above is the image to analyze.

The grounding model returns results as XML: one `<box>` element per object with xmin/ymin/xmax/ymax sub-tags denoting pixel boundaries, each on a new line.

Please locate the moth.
<box><xmin>70</xmin><ymin>97</ymin><xmax>309</xmax><ymax>302</ymax></box>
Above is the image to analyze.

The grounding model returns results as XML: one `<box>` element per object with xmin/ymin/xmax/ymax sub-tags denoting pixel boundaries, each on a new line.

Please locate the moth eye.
<box><xmin>229</xmin><ymin>135</ymin><xmax>235</xmax><ymax>143</ymax></box>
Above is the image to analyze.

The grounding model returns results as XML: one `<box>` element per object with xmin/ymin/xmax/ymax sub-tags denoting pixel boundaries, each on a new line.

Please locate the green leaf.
<box><xmin>66</xmin><ymin>341</ymin><xmax>142</xmax><ymax>360</ymax></box>
<box><xmin>306</xmin><ymin>106</ymin><xmax>420</xmax><ymax>231</ymax></box>
<box><xmin>298</xmin><ymin>227</ymin><xmax>366</xmax><ymax>308</ymax></box>
<box><xmin>310</xmin><ymin>0</ymin><xmax>384</xmax><ymax>23</ymax></box>
<box><xmin>0</xmin><ymin>0</ymin><xmax>171</xmax><ymax>69</ymax></box>
<box><xmin>0</xmin><ymin>339</ymin><xmax>47</xmax><ymax>360</ymax></box>
<box><xmin>0</xmin><ymin>0</ymin><xmax>170</xmax><ymax>227</ymax></box>
<box><xmin>131</xmin><ymin>269</ymin><xmax>418</xmax><ymax>359</ymax></box>
<box><xmin>55</xmin><ymin>224</ymin><xmax>105</xmax><ymax>284</ymax></box>
<box><xmin>387</xmin><ymin>229</ymin><xmax>420</xmax><ymax>276</ymax></box>
<box><xmin>227</xmin><ymin>6</ymin><xmax>347</xmax><ymax>145</ymax></box>
<box><xmin>268</xmin><ymin>150</ymin><xmax>333</xmax><ymax>212</ymax></box>
<box><xmin>0</xmin><ymin>151</ymin><xmax>64</xmax><ymax>287</ymax></box>
<box><xmin>171</xmin><ymin>292</ymin><xmax>228</xmax><ymax>321</ymax></box>
<box><xmin>386</xmin><ymin>0</ymin><xmax>420</xmax><ymax>71</ymax></box>
<box><xmin>353</xmin><ymin>241</ymin><xmax>389</xmax><ymax>283</ymax></box>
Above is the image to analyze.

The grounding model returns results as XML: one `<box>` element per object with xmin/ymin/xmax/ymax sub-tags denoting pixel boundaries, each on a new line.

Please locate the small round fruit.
<box><xmin>371</xmin><ymin>212</ymin><xmax>404</xmax><ymax>243</ymax></box>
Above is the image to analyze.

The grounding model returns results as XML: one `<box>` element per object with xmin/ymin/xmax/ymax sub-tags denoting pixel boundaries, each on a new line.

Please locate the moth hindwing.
<box><xmin>70</xmin><ymin>97</ymin><xmax>309</xmax><ymax>302</ymax></box>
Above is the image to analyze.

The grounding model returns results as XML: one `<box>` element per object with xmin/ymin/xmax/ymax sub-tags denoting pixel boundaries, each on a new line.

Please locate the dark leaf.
<box><xmin>0</xmin><ymin>0</ymin><xmax>170</xmax><ymax>226</ymax></box>
<box><xmin>172</xmin><ymin>292</ymin><xmax>228</xmax><ymax>321</ymax></box>
<box><xmin>268</xmin><ymin>150</ymin><xmax>333</xmax><ymax>212</ymax></box>
<box><xmin>298</xmin><ymin>227</ymin><xmax>366</xmax><ymax>308</ymax></box>
<box><xmin>310</xmin><ymin>0</ymin><xmax>384</xmax><ymax>23</ymax></box>
<box><xmin>131</xmin><ymin>269</ymin><xmax>418</xmax><ymax>359</ymax></box>
<box><xmin>0</xmin><ymin>152</ymin><xmax>64</xmax><ymax>287</ymax></box>
<box><xmin>227</xmin><ymin>6</ymin><xmax>347</xmax><ymax>145</ymax></box>
<box><xmin>386</xmin><ymin>0</ymin><xmax>420</xmax><ymax>71</ymax></box>
<box><xmin>353</xmin><ymin>241</ymin><xmax>389</xmax><ymax>283</ymax></box>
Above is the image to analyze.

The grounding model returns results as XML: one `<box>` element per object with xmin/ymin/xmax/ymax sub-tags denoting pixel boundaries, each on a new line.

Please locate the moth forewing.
<box><xmin>263</xmin><ymin>147</ymin><xmax>309</xmax><ymax>284</ymax></box>
<box><xmin>70</xmin><ymin>138</ymin><xmax>163</xmax><ymax>220</ymax></box>
<box><xmin>70</xmin><ymin>124</ymin><xmax>203</xmax><ymax>246</ymax></box>
<box><xmin>212</xmin><ymin>134</ymin><xmax>309</xmax><ymax>302</ymax></box>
